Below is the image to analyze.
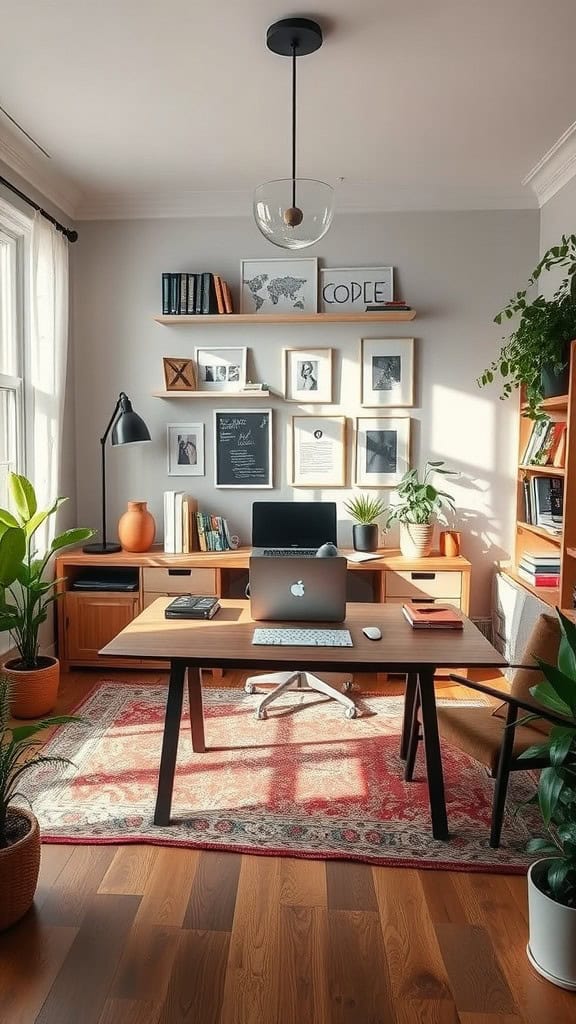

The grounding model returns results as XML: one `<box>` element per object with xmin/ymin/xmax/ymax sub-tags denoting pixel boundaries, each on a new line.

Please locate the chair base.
<box><xmin>245</xmin><ymin>670</ymin><xmax>357</xmax><ymax>719</ymax></box>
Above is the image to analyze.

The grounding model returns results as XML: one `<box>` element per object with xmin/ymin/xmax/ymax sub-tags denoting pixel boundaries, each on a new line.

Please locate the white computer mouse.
<box><xmin>362</xmin><ymin>626</ymin><xmax>382</xmax><ymax>641</ymax></box>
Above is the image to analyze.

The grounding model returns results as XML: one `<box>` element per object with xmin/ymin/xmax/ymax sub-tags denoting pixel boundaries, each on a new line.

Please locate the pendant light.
<box><xmin>253</xmin><ymin>18</ymin><xmax>335</xmax><ymax>249</ymax></box>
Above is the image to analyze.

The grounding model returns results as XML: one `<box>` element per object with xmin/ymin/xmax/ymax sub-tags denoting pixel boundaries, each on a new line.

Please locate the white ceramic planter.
<box><xmin>527</xmin><ymin>859</ymin><xmax>576</xmax><ymax>990</ymax></box>
<box><xmin>399</xmin><ymin>522</ymin><xmax>434</xmax><ymax>558</ymax></box>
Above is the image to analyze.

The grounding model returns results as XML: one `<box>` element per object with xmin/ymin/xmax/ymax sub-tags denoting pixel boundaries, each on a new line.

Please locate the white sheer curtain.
<box><xmin>29</xmin><ymin>211</ymin><xmax>69</xmax><ymax>548</ymax></box>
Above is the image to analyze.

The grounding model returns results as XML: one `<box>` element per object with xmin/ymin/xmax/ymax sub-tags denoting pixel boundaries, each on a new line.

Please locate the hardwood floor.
<box><xmin>2</xmin><ymin>667</ymin><xmax>573</xmax><ymax>1023</ymax></box>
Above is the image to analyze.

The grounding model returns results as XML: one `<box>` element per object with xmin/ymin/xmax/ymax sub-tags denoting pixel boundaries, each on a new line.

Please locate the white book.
<box><xmin>174</xmin><ymin>492</ymin><xmax>184</xmax><ymax>554</ymax></box>
<box><xmin>163</xmin><ymin>491</ymin><xmax>176</xmax><ymax>553</ymax></box>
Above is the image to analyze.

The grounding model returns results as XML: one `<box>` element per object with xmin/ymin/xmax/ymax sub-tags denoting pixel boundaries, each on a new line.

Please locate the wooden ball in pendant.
<box><xmin>283</xmin><ymin>206</ymin><xmax>304</xmax><ymax>227</ymax></box>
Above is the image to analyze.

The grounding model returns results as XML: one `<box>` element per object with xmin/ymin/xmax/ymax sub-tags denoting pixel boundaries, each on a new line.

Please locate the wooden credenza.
<box><xmin>54</xmin><ymin>547</ymin><xmax>471</xmax><ymax>671</ymax></box>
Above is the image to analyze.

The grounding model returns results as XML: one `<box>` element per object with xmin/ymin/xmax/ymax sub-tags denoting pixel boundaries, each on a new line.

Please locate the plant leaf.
<box><xmin>0</xmin><ymin>527</ymin><xmax>26</xmax><ymax>587</ymax></box>
<box><xmin>538</xmin><ymin>766</ymin><xmax>564</xmax><ymax>825</ymax></box>
<box><xmin>9</xmin><ymin>472</ymin><xmax>37</xmax><ymax>522</ymax></box>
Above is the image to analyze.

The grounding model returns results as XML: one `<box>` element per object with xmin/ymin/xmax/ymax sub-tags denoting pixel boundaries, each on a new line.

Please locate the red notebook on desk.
<box><xmin>402</xmin><ymin>603</ymin><xmax>464</xmax><ymax>629</ymax></box>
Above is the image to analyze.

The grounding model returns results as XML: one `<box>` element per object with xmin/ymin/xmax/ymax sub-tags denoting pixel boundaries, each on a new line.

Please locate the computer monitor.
<box><xmin>251</xmin><ymin>501</ymin><xmax>337</xmax><ymax>550</ymax></box>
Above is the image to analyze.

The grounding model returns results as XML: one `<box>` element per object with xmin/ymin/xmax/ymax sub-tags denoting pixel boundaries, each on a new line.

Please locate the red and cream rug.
<box><xmin>22</xmin><ymin>683</ymin><xmax>539</xmax><ymax>872</ymax></box>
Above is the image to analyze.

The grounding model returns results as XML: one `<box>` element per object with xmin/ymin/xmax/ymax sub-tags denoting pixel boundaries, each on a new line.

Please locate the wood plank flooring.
<box><xmin>1</xmin><ymin>667</ymin><xmax>572</xmax><ymax>1023</ymax></box>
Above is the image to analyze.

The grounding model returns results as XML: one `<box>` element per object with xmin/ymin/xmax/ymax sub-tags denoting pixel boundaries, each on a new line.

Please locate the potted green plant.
<box><xmin>514</xmin><ymin>607</ymin><xmax>576</xmax><ymax>989</ymax></box>
<box><xmin>0</xmin><ymin>472</ymin><xmax>93</xmax><ymax>718</ymax></box>
<box><xmin>383</xmin><ymin>461</ymin><xmax>457</xmax><ymax>558</ymax></box>
<box><xmin>0</xmin><ymin>679</ymin><xmax>77</xmax><ymax>930</ymax></box>
<box><xmin>478</xmin><ymin>235</ymin><xmax>576</xmax><ymax>419</ymax></box>
<box><xmin>344</xmin><ymin>494</ymin><xmax>387</xmax><ymax>552</ymax></box>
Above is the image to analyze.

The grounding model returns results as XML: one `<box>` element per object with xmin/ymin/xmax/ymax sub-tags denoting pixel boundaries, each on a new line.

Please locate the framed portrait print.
<box><xmin>240</xmin><ymin>258</ymin><xmax>317</xmax><ymax>314</ymax></box>
<box><xmin>214</xmin><ymin>409</ymin><xmax>273</xmax><ymax>488</ymax></box>
<box><xmin>291</xmin><ymin>415</ymin><xmax>346</xmax><ymax>487</ymax></box>
<box><xmin>355</xmin><ymin>417</ymin><xmax>410</xmax><ymax>487</ymax></box>
<box><xmin>361</xmin><ymin>338</ymin><xmax>414</xmax><ymax>407</ymax></box>
<box><xmin>166</xmin><ymin>422</ymin><xmax>205</xmax><ymax>476</ymax></box>
<box><xmin>284</xmin><ymin>347</ymin><xmax>333</xmax><ymax>403</ymax></box>
<box><xmin>194</xmin><ymin>347</ymin><xmax>247</xmax><ymax>391</ymax></box>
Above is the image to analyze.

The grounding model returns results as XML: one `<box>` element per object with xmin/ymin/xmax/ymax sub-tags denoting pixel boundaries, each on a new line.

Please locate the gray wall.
<box><xmin>72</xmin><ymin>209</ymin><xmax>539</xmax><ymax>615</ymax></box>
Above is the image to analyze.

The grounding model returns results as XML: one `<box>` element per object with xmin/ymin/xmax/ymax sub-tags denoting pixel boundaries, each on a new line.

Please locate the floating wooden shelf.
<box><xmin>152</xmin><ymin>390</ymin><xmax>271</xmax><ymax>399</ymax></box>
<box><xmin>522</xmin><ymin>394</ymin><xmax>569</xmax><ymax>412</ymax></box>
<box><xmin>516</xmin><ymin>521</ymin><xmax>562</xmax><ymax>544</ymax></box>
<box><xmin>153</xmin><ymin>311</ymin><xmax>416</xmax><ymax>326</ymax></box>
<box><xmin>518</xmin><ymin>464</ymin><xmax>565</xmax><ymax>476</ymax></box>
<box><xmin>502</xmin><ymin>568</ymin><xmax>559</xmax><ymax>608</ymax></box>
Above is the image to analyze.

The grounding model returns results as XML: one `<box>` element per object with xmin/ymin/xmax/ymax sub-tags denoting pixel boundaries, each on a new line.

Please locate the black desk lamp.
<box><xmin>83</xmin><ymin>391</ymin><xmax>151</xmax><ymax>554</ymax></box>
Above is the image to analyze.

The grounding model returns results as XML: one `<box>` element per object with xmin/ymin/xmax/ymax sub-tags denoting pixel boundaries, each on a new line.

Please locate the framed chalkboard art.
<box><xmin>214</xmin><ymin>409</ymin><xmax>273</xmax><ymax>488</ymax></box>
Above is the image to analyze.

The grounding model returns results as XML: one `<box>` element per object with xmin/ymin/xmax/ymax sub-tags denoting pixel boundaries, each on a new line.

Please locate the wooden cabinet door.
<box><xmin>64</xmin><ymin>593</ymin><xmax>140</xmax><ymax>663</ymax></box>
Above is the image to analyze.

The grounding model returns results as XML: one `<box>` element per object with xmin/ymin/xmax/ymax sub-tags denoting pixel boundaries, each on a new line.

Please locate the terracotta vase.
<box><xmin>4</xmin><ymin>656</ymin><xmax>60</xmax><ymax>718</ymax></box>
<box><xmin>118</xmin><ymin>501</ymin><xmax>156</xmax><ymax>552</ymax></box>
<box><xmin>0</xmin><ymin>809</ymin><xmax>41</xmax><ymax>931</ymax></box>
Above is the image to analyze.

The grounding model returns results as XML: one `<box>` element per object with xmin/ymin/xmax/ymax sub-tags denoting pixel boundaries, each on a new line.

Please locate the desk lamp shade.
<box><xmin>83</xmin><ymin>392</ymin><xmax>151</xmax><ymax>555</ymax></box>
<box><xmin>253</xmin><ymin>18</ymin><xmax>334</xmax><ymax>249</ymax></box>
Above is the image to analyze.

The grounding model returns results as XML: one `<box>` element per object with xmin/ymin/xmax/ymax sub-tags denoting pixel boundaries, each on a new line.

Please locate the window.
<box><xmin>0</xmin><ymin>224</ymin><xmax>25</xmax><ymax>507</ymax></box>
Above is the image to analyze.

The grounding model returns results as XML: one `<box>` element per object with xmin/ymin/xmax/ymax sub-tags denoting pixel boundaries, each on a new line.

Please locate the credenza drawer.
<box><xmin>142</xmin><ymin>566</ymin><xmax>217</xmax><ymax>596</ymax></box>
<box><xmin>385</xmin><ymin>570</ymin><xmax>462</xmax><ymax>599</ymax></box>
<box><xmin>386</xmin><ymin>596</ymin><xmax>462</xmax><ymax>610</ymax></box>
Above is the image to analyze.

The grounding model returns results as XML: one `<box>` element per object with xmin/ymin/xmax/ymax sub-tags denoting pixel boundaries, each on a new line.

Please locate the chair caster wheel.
<box><xmin>343</xmin><ymin>680</ymin><xmax>353</xmax><ymax>692</ymax></box>
<box><xmin>344</xmin><ymin>706</ymin><xmax>357</xmax><ymax>719</ymax></box>
<box><xmin>256</xmin><ymin>709</ymin><xmax>267</xmax><ymax>720</ymax></box>
<box><xmin>245</xmin><ymin>682</ymin><xmax>256</xmax><ymax>694</ymax></box>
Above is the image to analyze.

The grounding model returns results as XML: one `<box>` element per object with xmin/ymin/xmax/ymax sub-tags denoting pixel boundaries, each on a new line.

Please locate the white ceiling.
<box><xmin>1</xmin><ymin>0</ymin><xmax>576</xmax><ymax>219</ymax></box>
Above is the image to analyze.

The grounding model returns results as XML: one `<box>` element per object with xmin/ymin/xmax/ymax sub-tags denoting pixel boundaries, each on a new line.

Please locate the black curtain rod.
<box><xmin>0</xmin><ymin>174</ymin><xmax>78</xmax><ymax>242</ymax></box>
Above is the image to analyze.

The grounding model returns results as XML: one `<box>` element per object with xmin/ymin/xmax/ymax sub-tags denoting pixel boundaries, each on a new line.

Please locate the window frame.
<box><xmin>0</xmin><ymin>213</ymin><xmax>30</xmax><ymax>485</ymax></box>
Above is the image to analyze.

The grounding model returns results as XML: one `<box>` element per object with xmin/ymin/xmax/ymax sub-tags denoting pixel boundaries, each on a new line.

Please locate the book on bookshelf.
<box><xmin>553</xmin><ymin>423</ymin><xmax>567</xmax><ymax>467</ymax></box>
<box><xmin>521</xmin><ymin>418</ymin><xmax>550</xmax><ymax>464</ymax></box>
<box><xmin>530</xmin><ymin>420</ymin><xmax>563</xmax><ymax>465</ymax></box>
<box><xmin>195</xmin><ymin>512</ymin><xmax>233</xmax><ymax>552</ymax></box>
<box><xmin>517</xmin><ymin>567</ymin><xmax>560</xmax><ymax>587</ymax></box>
<box><xmin>530</xmin><ymin>475</ymin><xmax>564</xmax><ymax>527</ymax></box>
<box><xmin>521</xmin><ymin>552</ymin><xmax>561</xmax><ymax>568</ymax></box>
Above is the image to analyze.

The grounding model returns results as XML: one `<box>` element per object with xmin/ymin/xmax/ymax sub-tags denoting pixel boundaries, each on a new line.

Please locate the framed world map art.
<box><xmin>240</xmin><ymin>258</ymin><xmax>317</xmax><ymax>314</ymax></box>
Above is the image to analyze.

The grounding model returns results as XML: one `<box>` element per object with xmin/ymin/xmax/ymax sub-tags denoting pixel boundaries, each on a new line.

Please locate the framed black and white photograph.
<box><xmin>319</xmin><ymin>266</ymin><xmax>393</xmax><ymax>313</ymax></box>
<box><xmin>166</xmin><ymin>422</ymin><xmax>205</xmax><ymax>476</ymax></box>
<box><xmin>291</xmin><ymin>415</ymin><xmax>346</xmax><ymax>487</ymax></box>
<box><xmin>361</xmin><ymin>337</ymin><xmax>414</xmax><ymax>407</ymax></box>
<box><xmin>283</xmin><ymin>347</ymin><xmax>333</xmax><ymax>403</ymax></box>
<box><xmin>194</xmin><ymin>347</ymin><xmax>247</xmax><ymax>391</ymax></box>
<box><xmin>240</xmin><ymin>258</ymin><xmax>317</xmax><ymax>314</ymax></box>
<box><xmin>214</xmin><ymin>409</ymin><xmax>273</xmax><ymax>488</ymax></box>
<box><xmin>355</xmin><ymin>417</ymin><xmax>410</xmax><ymax>487</ymax></box>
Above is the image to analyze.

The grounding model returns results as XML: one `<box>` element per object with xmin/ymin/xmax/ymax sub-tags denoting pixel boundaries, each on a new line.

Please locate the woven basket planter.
<box><xmin>0</xmin><ymin>808</ymin><xmax>41</xmax><ymax>931</ymax></box>
<box><xmin>3</xmin><ymin>656</ymin><xmax>60</xmax><ymax>719</ymax></box>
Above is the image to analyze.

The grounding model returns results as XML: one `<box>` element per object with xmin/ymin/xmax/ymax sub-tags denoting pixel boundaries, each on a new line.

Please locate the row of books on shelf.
<box><xmin>163</xmin><ymin>492</ymin><xmax>233</xmax><ymax>554</ymax></box>
<box><xmin>521</xmin><ymin>417</ymin><xmax>567</xmax><ymax>467</ymax></box>
<box><xmin>161</xmin><ymin>272</ymin><xmax>233</xmax><ymax>316</ymax></box>
<box><xmin>517</xmin><ymin>551</ymin><xmax>561</xmax><ymax>588</ymax></box>
<box><xmin>522</xmin><ymin>474</ymin><xmax>563</xmax><ymax>533</ymax></box>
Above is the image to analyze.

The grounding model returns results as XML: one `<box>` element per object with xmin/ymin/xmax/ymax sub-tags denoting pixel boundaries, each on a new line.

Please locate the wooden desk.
<box><xmin>100</xmin><ymin>598</ymin><xmax>504</xmax><ymax>841</ymax></box>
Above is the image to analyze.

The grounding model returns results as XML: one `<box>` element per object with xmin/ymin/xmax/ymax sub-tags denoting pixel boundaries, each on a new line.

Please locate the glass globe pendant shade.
<box><xmin>253</xmin><ymin>177</ymin><xmax>335</xmax><ymax>250</ymax></box>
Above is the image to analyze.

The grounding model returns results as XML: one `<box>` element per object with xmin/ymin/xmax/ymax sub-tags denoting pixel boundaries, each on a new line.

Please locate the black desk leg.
<box><xmin>418</xmin><ymin>668</ymin><xmax>449</xmax><ymax>841</ymax></box>
<box><xmin>400</xmin><ymin>672</ymin><xmax>418</xmax><ymax>760</ymax></box>
<box><xmin>153</xmin><ymin>659</ymin><xmax>186</xmax><ymax>826</ymax></box>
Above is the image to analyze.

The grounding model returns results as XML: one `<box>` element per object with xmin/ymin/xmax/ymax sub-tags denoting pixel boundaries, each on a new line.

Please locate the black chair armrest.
<box><xmin>448</xmin><ymin>673</ymin><xmax>571</xmax><ymax>729</ymax></box>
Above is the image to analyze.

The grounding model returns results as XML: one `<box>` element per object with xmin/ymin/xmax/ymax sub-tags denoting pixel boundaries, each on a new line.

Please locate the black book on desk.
<box><xmin>164</xmin><ymin>595</ymin><xmax>221</xmax><ymax>619</ymax></box>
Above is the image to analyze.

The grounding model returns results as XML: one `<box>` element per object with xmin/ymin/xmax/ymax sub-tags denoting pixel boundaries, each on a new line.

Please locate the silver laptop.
<box><xmin>249</xmin><ymin>556</ymin><xmax>347</xmax><ymax>622</ymax></box>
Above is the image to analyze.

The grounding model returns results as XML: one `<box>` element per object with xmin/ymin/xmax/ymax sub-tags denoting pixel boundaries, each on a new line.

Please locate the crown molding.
<box><xmin>0</xmin><ymin>125</ymin><xmax>80</xmax><ymax>220</ymax></box>
<box><xmin>76</xmin><ymin>180</ymin><xmax>536</xmax><ymax>220</ymax></box>
<box><xmin>523</xmin><ymin>120</ymin><xmax>576</xmax><ymax>207</ymax></box>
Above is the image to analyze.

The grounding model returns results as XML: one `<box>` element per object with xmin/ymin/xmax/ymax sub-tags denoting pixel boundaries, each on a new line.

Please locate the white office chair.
<box><xmin>244</xmin><ymin>670</ymin><xmax>358</xmax><ymax>719</ymax></box>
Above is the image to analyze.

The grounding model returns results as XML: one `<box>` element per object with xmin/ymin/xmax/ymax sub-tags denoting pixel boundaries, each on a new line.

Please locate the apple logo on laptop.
<box><xmin>290</xmin><ymin>579</ymin><xmax>305</xmax><ymax>598</ymax></box>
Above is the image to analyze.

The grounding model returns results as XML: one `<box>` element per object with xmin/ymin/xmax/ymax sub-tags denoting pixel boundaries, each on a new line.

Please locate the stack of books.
<box><xmin>517</xmin><ymin>552</ymin><xmax>561</xmax><ymax>588</ymax></box>
<box><xmin>163</xmin><ymin>492</ymin><xmax>199</xmax><ymax>554</ymax></box>
<box><xmin>196</xmin><ymin>513</ymin><xmax>233</xmax><ymax>552</ymax></box>
<box><xmin>161</xmin><ymin>272</ymin><xmax>233</xmax><ymax>315</ymax></box>
<box><xmin>521</xmin><ymin>418</ymin><xmax>567</xmax><ymax>467</ymax></box>
<box><xmin>365</xmin><ymin>300</ymin><xmax>412</xmax><ymax>312</ymax></box>
<box><xmin>401</xmin><ymin>603</ymin><xmax>464</xmax><ymax>629</ymax></box>
<box><xmin>522</xmin><ymin>475</ymin><xmax>564</xmax><ymax>532</ymax></box>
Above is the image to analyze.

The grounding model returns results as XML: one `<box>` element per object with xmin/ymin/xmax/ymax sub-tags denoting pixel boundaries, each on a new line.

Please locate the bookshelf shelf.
<box><xmin>152</xmin><ymin>390</ymin><xmax>271</xmax><ymax>400</ymax></box>
<box><xmin>503</xmin><ymin>568</ymin><xmax>560</xmax><ymax>608</ymax></box>
<box><xmin>522</xmin><ymin>394</ymin><xmax>569</xmax><ymax>412</ymax></box>
<box><xmin>153</xmin><ymin>311</ymin><xmax>416</xmax><ymax>326</ymax></box>
<box><xmin>516</xmin><ymin>521</ymin><xmax>562</xmax><ymax>544</ymax></box>
<box><xmin>518</xmin><ymin>464</ymin><xmax>565</xmax><ymax>476</ymax></box>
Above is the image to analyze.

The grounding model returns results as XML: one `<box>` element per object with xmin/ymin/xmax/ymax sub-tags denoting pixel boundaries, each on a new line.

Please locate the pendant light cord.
<box><xmin>291</xmin><ymin>40</ymin><xmax>297</xmax><ymax>209</ymax></box>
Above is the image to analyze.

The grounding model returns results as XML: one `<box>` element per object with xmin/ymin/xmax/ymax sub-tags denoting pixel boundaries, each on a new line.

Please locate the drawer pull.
<box><xmin>411</xmin><ymin>598</ymin><xmax>435</xmax><ymax>603</ymax></box>
<box><xmin>168</xmin><ymin>569</ymin><xmax>192</xmax><ymax>576</ymax></box>
<box><xmin>411</xmin><ymin>572</ymin><xmax>435</xmax><ymax>580</ymax></box>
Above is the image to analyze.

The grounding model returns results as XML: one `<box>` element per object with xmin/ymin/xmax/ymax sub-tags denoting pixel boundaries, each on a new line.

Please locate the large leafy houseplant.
<box><xmin>478</xmin><ymin>235</ymin><xmax>576</xmax><ymax>419</ymax></box>
<box><xmin>383</xmin><ymin>461</ymin><xmax>457</xmax><ymax>527</ymax></box>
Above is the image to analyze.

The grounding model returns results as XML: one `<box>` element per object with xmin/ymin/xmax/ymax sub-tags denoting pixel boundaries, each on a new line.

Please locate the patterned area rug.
<box><xmin>22</xmin><ymin>683</ymin><xmax>540</xmax><ymax>872</ymax></box>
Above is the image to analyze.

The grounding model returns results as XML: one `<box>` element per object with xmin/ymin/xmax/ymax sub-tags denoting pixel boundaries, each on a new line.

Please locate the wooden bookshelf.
<box><xmin>152</xmin><ymin>390</ymin><xmax>271</xmax><ymax>400</ymax></box>
<box><xmin>153</xmin><ymin>311</ymin><xmax>416</xmax><ymax>326</ymax></box>
<box><xmin>503</xmin><ymin>340</ymin><xmax>576</xmax><ymax>609</ymax></box>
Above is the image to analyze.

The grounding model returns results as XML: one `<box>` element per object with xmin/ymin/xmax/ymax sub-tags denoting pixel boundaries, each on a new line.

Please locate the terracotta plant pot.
<box><xmin>0</xmin><ymin>808</ymin><xmax>41</xmax><ymax>931</ymax></box>
<box><xmin>4</xmin><ymin>656</ymin><xmax>60</xmax><ymax>719</ymax></box>
<box><xmin>527</xmin><ymin>858</ymin><xmax>576</xmax><ymax>990</ymax></box>
<box><xmin>399</xmin><ymin>522</ymin><xmax>434</xmax><ymax>558</ymax></box>
<box><xmin>118</xmin><ymin>500</ymin><xmax>156</xmax><ymax>553</ymax></box>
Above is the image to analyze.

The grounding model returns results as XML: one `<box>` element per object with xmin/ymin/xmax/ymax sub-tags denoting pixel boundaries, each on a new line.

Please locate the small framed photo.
<box><xmin>292</xmin><ymin>415</ymin><xmax>346</xmax><ymax>487</ymax></box>
<box><xmin>240</xmin><ymin>257</ymin><xmax>317</xmax><ymax>314</ymax></box>
<box><xmin>163</xmin><ymin>357</ymin><xmax>197</xmax><ymax>391</ymax></box>
<box><xmin>319</xmin><ymin>266</ymin><xmax>393</xmax><ymax>313</ymax></box>
<box><xmin>361</xmin><ymin>337</ymin><xmax>414</xmax><ymax>407</ymax></box>
<box><xmin>194</xmin><ymin>347</ymin><xmax>247</xmax><ymax>391</ymax></box>
<box><xmin>167</xmin><ymin>422</ymin><xmax>205</xmax><ymax>476</ymax></box>
<box><xmin>355</xmin><ymin>417</ymin><xmax>410</xmax><ymax>487</ymax></box>
<box><xmin>284</xmin><ymin>347</ymin><xmax>333</xmax><ymax>403</ymax></box>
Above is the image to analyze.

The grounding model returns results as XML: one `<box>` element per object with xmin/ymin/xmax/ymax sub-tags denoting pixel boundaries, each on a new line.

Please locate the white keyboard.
<box><xmin>252</xmin><ymin>627</ymin><xmax>353</xmax><ymax>647</ymax></box>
